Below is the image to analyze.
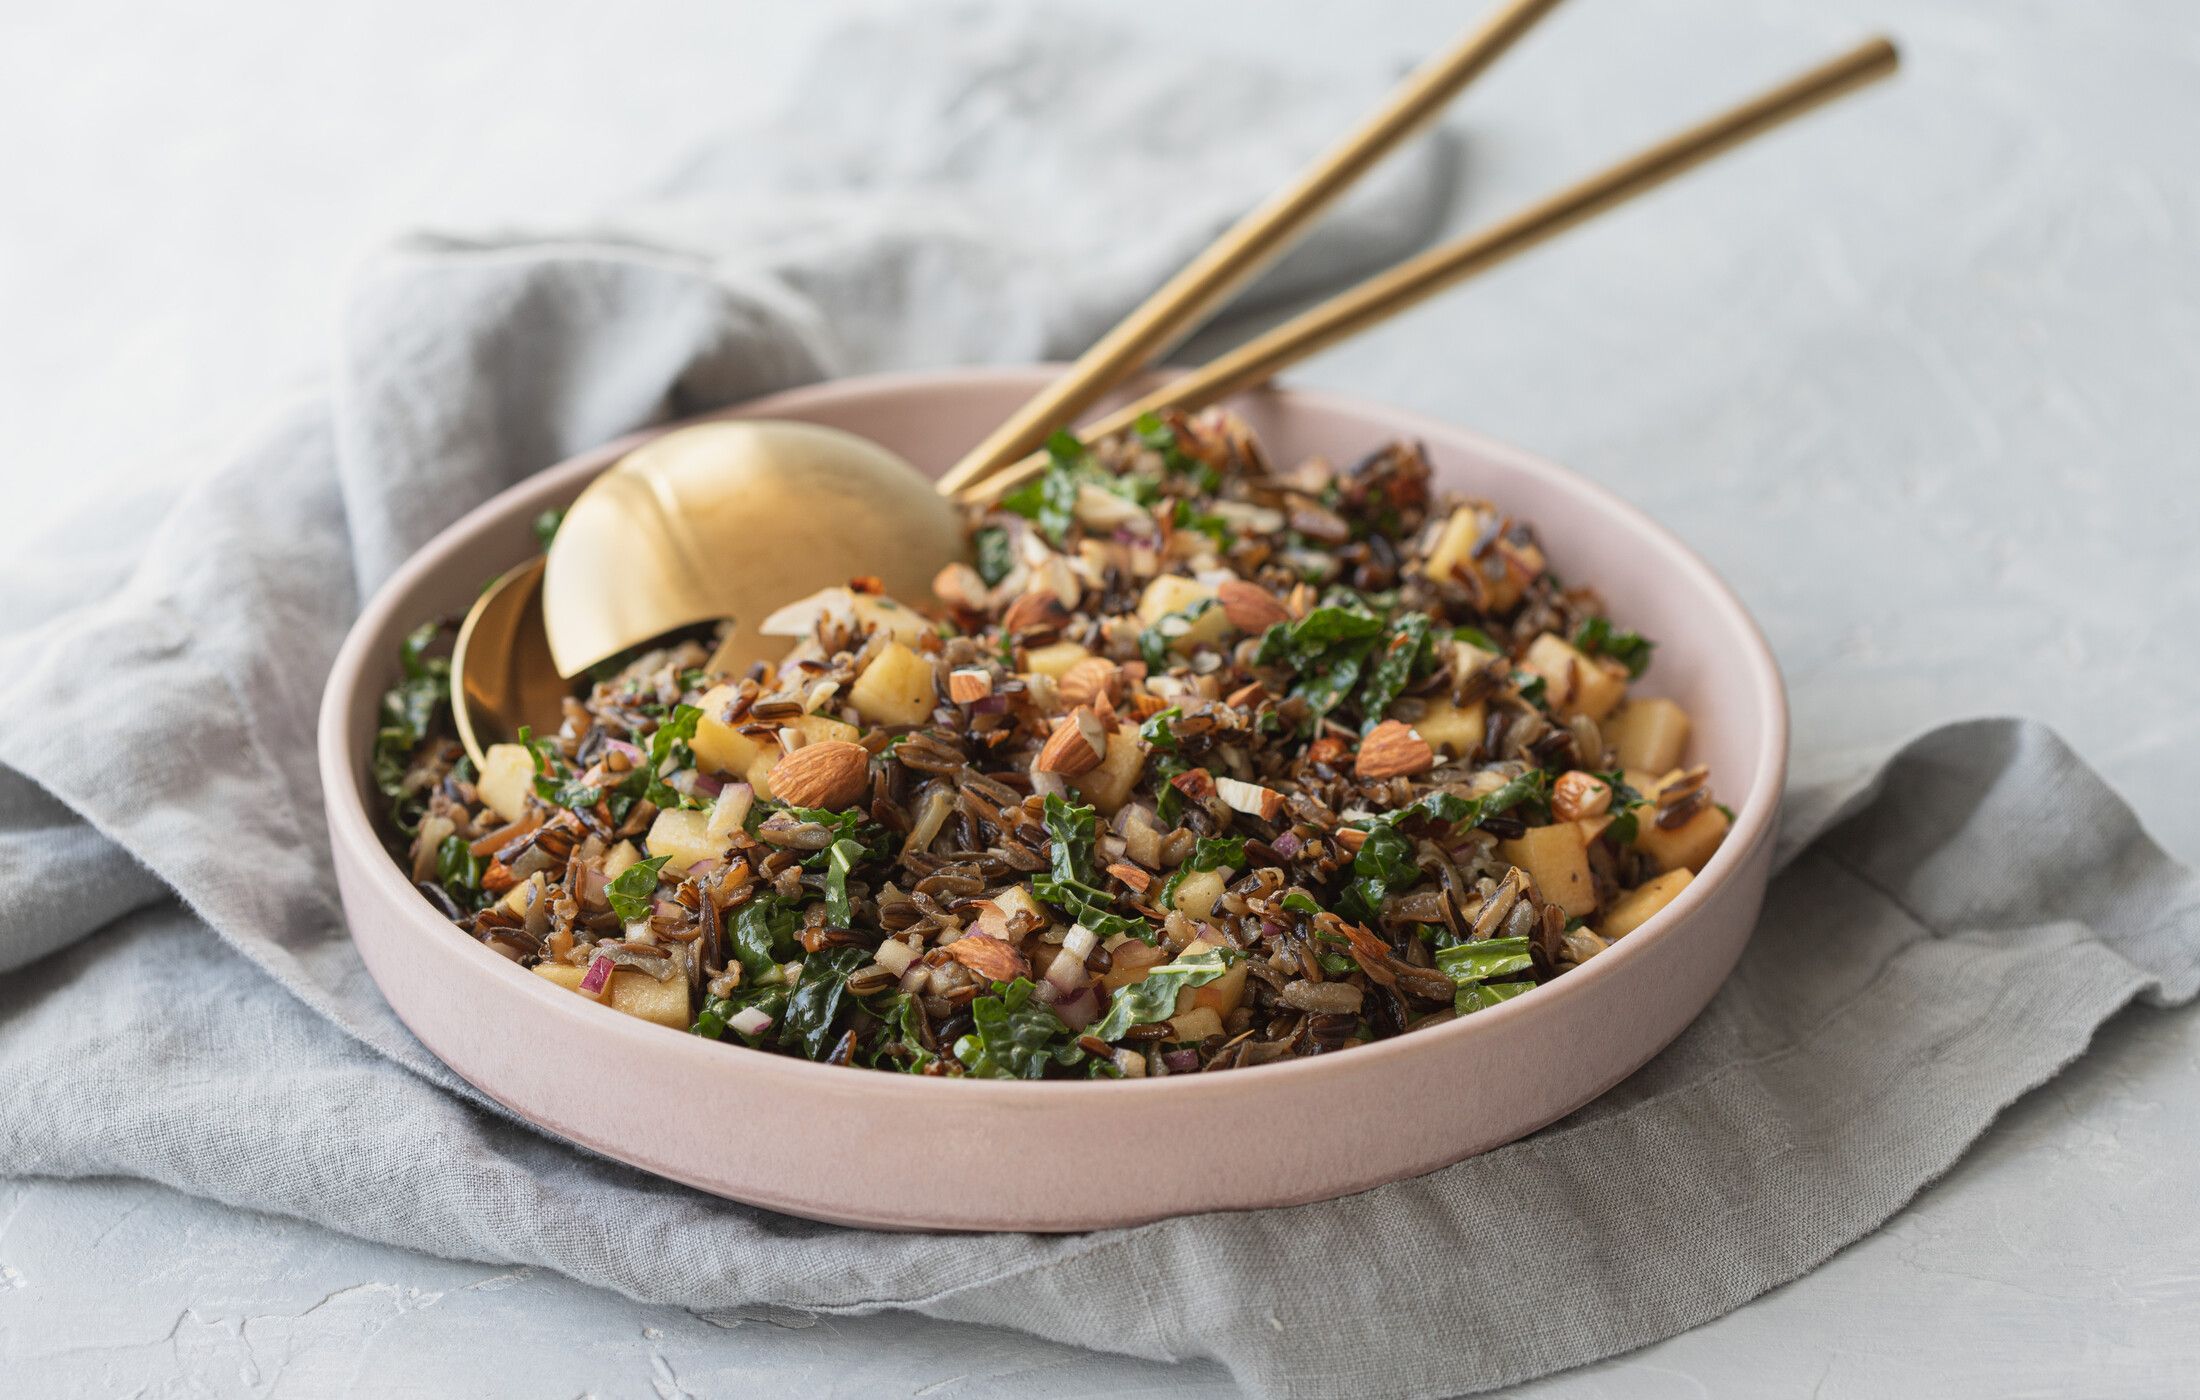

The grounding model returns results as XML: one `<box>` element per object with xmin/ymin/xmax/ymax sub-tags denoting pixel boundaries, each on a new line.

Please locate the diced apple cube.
<box><xmin>745</xmin><ymin>753</ymin><xmax>779</xmax><ymax>800</ymax></box>
<box><xmin>850</xmin><ymin>593</ymin><xmax>935</xmax><ymax>645</ymax></box>
<box><xmin>1607</xmin><ymin>697</ymin><xmax>1690</xmax><ymax>773</ymax></box>
<box><xmin>1069</xmin><ymin>723</ymin><xmax>1147</xmax><ymax>815</ymax></box>
<box><xmin>1022</xmin><ymin>640</ymin><xmax>1091</xmax><ymax>679</ymax></box>
<box><xmin>848</xmin><ymin>641</ymin><xmax>938</xmax><ymax>727</ymax></box>
<box><xmin>1166</xmin><ymin>1007</ymin><xmax>1225</xmax><ymax>1043</ymax></box>
<box><xmin>1168</xmin><ymin>867</ymin><xmax>1228</xmax><ymax>921</ymax></box>
<box><xmin>1425</xmin><ymin>507</ymin><xmax>1542</xmax><ymax>612</ymax></box>
<box><xmin>692</xmin><ymin>684</ymin><xmax>766</xmax><ymax>777</ymax></box>
<box><xmin>1171</xmin><ymin>939</ymin><xmax>1249</xmax><ymax>1018</ymax></box>
<box><xmin>1136</xmin><ymin>575</ymin><xmax>1231</xmax><ymax>652</ymax></box>
<box><xmin>1497</xmin><ymin>822</ymin><xmax>1597</xmax><ymax>919</ymax></box>
<box><xmin>794</xmin><ymin>713</ymin><xmax>860</xmax><ymax>746</ymax></box>
<box><xmin>476</xmin><ymin>743</ymin><xmax>536</xmax><ymax>823</ymax></box>
<box><xmin>1634</xmin><ymin>801</ymin><xmax>1729</xmax><ymax>874</ymax></box>
<box><xmin>1522</xmin><ymin>633</ymin><xmax>1627</xmax><ymax>721</ymax></box>
<box><xmin>602</xmin><ymin>839</ymin><xmax>641</xmax><ymax>880</ymax></box>
<box><xmin>1413</xmin><ymin>697</ymin><xmax>1487</xmax><ymax>759</ymax></box>
<box><xmin>534</xmin><ymin>962</ymin><xmax>691</xmax><ymax>1030</ymax></box>
<box><xmin>1101</xmin><ymin>938</ymin><xmax>1171</xmax><ymax>992</ymax></box>
<box><xmin>645</xmin><ymin>808</ymin><xmax>721</xmax><ymax>876</ymax></box>
<box><xmin>1600</xmin><ymin>869</ymin><xmax>1695</xmax><ymax>938</ymax></box>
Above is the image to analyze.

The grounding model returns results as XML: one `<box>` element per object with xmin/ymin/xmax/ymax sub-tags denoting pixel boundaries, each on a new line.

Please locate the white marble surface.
<box><xmin>4</xmin><ymin>1</ymin><xmax>2198</xmax><ymax>1395</ymax></box>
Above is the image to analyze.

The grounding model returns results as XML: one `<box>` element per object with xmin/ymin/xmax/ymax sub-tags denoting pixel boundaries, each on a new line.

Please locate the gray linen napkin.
<box><xmin>2</xmin><ymin>12</ymin><xmax>2196</xmax><ymax>1400</ymax></box>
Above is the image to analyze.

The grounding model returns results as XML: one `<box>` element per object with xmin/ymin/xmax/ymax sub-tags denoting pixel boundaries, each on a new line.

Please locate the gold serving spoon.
<box><xmin>451</xmin><ymin>0</ymin><xmax>1567</xmax><ymax>765</ymax></box>
<box><xmin>453</xmin><ymin>24</ymin><xmax>1899</xmax><ymax>769</ymax></box>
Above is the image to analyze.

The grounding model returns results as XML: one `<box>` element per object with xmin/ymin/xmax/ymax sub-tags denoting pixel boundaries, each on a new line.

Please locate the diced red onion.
<box><xmin>971</xmin><ymin>694</ymin><xmax>1013</xmax><ymax>716</ymax></box>
<box><xmin>727</xmin><ymin>1006</ymin><xmax>774</xmax><ymax>1037</ymax></box>
<box><xmin>1260</xmin><ymin>920</ymin><xmax>1286</xmax><ymax>940</ymax></box>
<box><xmin>1161</xmin><ymin>1048</ymin><xmax>1201</xmax><ymax>1073</ymax></box>
<box><xmin>898</xmin><ymin>965</ymin><xmax>930</xmax><ymax>995</ymax></box>
<box><xmin>691</xmin><ymin>771</ymin><xmax>726</xmax><ymax>798</ymax></box>
<box><xmin>1271</xmin><ymin>831</ymin><xmax>1302</xmax><ymax>858</ymax></box>
<box><xmin>578</xmin><ymin>956</ymin><xmax>613</xmax><ymax>998</ymax></box>
<box><xmin>603</xmin><ymin>738</ymin><xmax>646</xmax><ymax>765</ymax></box>
<box><xmin>1052</xmin><ymin>985</ymin><xmax>1100</xmax><ymax>1032</ymax></box>
<box><xmin>1042</xmin><ymin>945</ymin><xmax>1090</xmax><ymax>996</ymax></box>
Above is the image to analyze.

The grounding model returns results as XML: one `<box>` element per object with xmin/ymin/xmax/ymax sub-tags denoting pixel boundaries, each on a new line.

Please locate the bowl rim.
<box><xmin>318</xmin><ymin>367</ymin><xmax>1789</xmax><ymax>1104</ymax></box>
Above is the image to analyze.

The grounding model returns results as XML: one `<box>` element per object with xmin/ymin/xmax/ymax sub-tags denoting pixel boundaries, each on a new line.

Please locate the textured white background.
<box><xmin>4</xmin><ymin>0</ymin><xmax>2197</xmax><ymax>1395</ymax></box>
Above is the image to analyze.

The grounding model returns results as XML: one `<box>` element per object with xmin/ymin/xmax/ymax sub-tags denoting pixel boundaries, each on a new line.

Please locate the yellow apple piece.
<box><xmin>1412</xmin><ymin>696</ymin><xmax>1487</xmax><ymax>759</ymax></box>
<box><xmin>1498</xmin><ymin>822</ymin><xmax>1597</xmax><ymax>919</ymax></box>
<box><xmin>1522</xmin><ymin>633</ymin><xmax>1626</xmax><ymax>722</ymax></box>
<box><xmin>1166</xmin><ymin>1007</ymin><xmax>1225</xmax><ymax>1043</ymax></box>
<box><xmin>644</xmin><ymin>808</ymin><xmax>721</xmax><ymax>876</ymax></box>
<box><xmin>1600</xmin><ymin>869</ymin><xmax>1695</xmax><ymax>938</ymax></box>
<box><xmin>476</xmin><ymin>742</ymin><xmax>537</xmax><ymax>823</ymax></box>
<box><xmin>1136</xmin><ymin>575</ymin><xmax>1230</xmax><ymax>652</ymax></box>
<box><xmin>691</xmin><ymin>684</ymin><xmax>765</xmax><ymax>777</ymax></box>
<box><xmin>1168</xmin><ymin>867</ymin><xmax>1229</xmax><ymax>921</ymax></box>
<box><xmin>1634</xmin><ymin>801</ymin><xmax>1730</xmax><ymax>874</ymax></box>
<box><xmin>1101</xmin><ymin>937</ymin><xmax>1172</xmax><ymax>992</ymax></box>
<box><xmin>1022</xmin><ymin>640</ymin><xmax>1091</xmax><ymax>679</ymax></box>
<box><xmin>1607</xmin><ymin>697</ymin><xmax>1690</xmax><ymax>773</ymax></box>
<box><xmin>534</xmin><ymin>962</ymin><xmax>690</xmax><ymax>1030</ymax></box>
<box><xmin>1424</xmin><ymin>506</ymin><xmax>1543</xmax><ymax>612</ymax></box>
<box><xmin>848</xmin><ymin>641</ymin><xmax>938</xmax><ymax>728</ymax></box>
<box><xmin>1069</xmin><ymin>723</ymin><xmax>1147</xmax><ymax>815</ymax></box>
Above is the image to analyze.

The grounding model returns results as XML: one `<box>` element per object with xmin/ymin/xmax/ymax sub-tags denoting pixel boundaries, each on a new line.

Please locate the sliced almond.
<box><xmin>1057</xmin><ymin>656</ymin><xmax>1122</xmax><ymax>710</ymax></box>
<box><xmin>1225</xmin><ymin>680</ymin><xmax>1267</xmax><ymax>709</ymax></box>
<box><xmin>1214</xmin><ymin>776</ymin><xmax>1285</xmax><ymax>822</ymax></box>
<box><xmin>1216</xmin><ymin>578</ymin><xmax>1291</xmax><ymax>633</ymax></box>
<box><xmin>1306</xmin><ymin>735</ymin><xmax>1350</xmax><ymax>767</ymax></box>
<box><xmin>947</xmin><ymin>669</ymin><xmax>993</xmax><ymax>704</ymax></box>
<box><xmin>1551</xmin><ymin>770</ymin><xmax>1613</xmax><ymax>822</ymax></box>
<box><xmin>1001</xmin><ymin>590</ymin><xmax>1068</xmax><ymax>636</ymax></box>
<box><xmin>1106</xmin><ymin>861</ymin><xmax>1153</xmax><ymax>895</ymax></box>
<box><xmin>932</xmin><ymin>562</ymin><xmax>989</xmax><ymax>613</ymax></box>
<box><xmin>765</xmin><ymin>740</ymin><xmax>871</xmax><ymax>809</ymax></box>
<box><xmin>1035</xmin><ymin>708</ymin><xmax>1106</xmax><ymax>776</ymax></box>
<box><xmin>1169</xmin><ymin>767</ymin><xmax>1217</xmax><ymax>802</ymax></box>
<box><xmin>1354</xmin><ymin>721</ymin><xmax>1435</xmax><ymax>780</ymax></box>
<box><xmin>944</xmin><ymin>934</ymin><xmax>1031</xmax><ymax>984</ymax></box>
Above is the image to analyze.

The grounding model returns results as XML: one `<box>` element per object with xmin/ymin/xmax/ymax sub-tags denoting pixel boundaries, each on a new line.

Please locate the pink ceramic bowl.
<box><xmin>319</xmin><ymin>368</ymin><xmax>1787</xmax><ymax>1232</ymax></box>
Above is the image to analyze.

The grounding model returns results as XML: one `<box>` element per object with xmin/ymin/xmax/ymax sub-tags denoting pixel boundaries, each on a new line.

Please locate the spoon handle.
<box><xmin>960</xmin><ymin>35</ymin><xmax>1899</xmax><ymax>507</ymax></box>
<box><xmin>933</xmin><ymin>0</ymin><xmax>1567</xmax><ymax>497</ymax></box>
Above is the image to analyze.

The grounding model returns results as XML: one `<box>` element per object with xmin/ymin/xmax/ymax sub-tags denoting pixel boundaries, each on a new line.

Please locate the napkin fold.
<box><xmin>2</xmin><ymin>11</ymin><xmax>2195</xmax><ymax>1399</ymax></box>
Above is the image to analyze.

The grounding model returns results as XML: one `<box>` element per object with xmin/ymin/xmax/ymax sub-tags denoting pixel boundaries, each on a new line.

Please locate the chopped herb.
<box><xmin>531</xmin><ymin>508</ymin><xmax>567</xmax><ymax>551</ymax></box>
<box><xmin>728</xmin><ymin>895</ymin><xmax>798</xmax><ymax>981</ymax></box>
<box><xmin>1571</xmin><ymin>616</ymin><xmax>1655</xmax><ymax>678</ymax></box>
<box><xmin>606</xmin><ymin>855</ymin><xmax>669</xmax><ymax>924</ymax></box>
<box><xmin>1356</xmin><ymin>613</ymin><xmax>1436</xmax><ymax>733</ymax></box>
<box><xmin>953</xmin><ymin>978</ymin><xmax>1088</xmax><ymax>1079</ymax></box>
<box><xmin>1139</xmin><ymin>597</ymin><xmax>1218</xmax><ymax>671</ymax></box>
<box><xmin>1435</xmin><ymin>936</ymin><xmax>1536</xmax><ymax>1016</ymax></box>
<box><xmin>1087</xmin><ymin>947</ymin><xmax>1230</xmax><ymax>1040</ymax></box>
<box><xmin>435</xmin><ymin>834</ymin><xmax>490</xmax><ymax>909</ymax></box>
<box><xmin>1139</xmin><ymin>705</ymin><xmax>1183</xmax><ymax>750</ymax></box>
<box><xmin>972</xmin><ymin>526</ymin><xmax>1016</xmax><ymax>587</ymax></box>
<box><xmin>1032</xmin><ymin>795</ymin><xmax>1147</xmax><ymax>941</ymax></box>
<box><xmin>1157</xmin><ymin>835</ymin><xmax>1248</xmax><ymax>910</ymax></box>
<box><xmin>1172</xmin><ymin>498</ymin><xmax>1232</xmax><ymax>549</ymax></box>
<box><xmin>691</xmin><ymin>984</ymin><xmax>789</xmax><ymax>1043</ymax></box>
<box><xmin>823</xmin><ymin>837</ymin><xmax>864</xmax><ymax>927</ymax></box>
<box><xmin>372</xmin><ymin>622</ymin><xmax>451</xmax><ymax>831</ymax></box>
<box><xmin>1136</xmin><ymin>412</ymin><xmax>1222</xmax><ymax>493</ymax></box>
<box><xmin>777</xmin><ymin>947</ymin><xmax>869</xmax><ymax>1059</ymax></box>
